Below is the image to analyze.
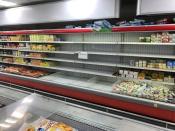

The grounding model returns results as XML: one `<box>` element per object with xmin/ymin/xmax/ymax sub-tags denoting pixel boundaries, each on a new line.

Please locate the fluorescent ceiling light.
<box><xmin>5</xmin><ymin>118</ymin><xmax>17</xmax><ymax>124</ymax></box>
<box><xmin>0</xmin><ymin>0</ymin><xmax>17</xmax><ymax>7</ymax></box>
<box><xmin>0</xmin><ymin>123</ymin><xmax>11</xmax><ymax>128</ymax></box>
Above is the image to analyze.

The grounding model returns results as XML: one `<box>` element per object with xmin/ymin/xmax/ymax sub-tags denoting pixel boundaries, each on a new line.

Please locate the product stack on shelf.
<box><xmin>3</xmin><ymin>66</ymin><xmax>48</xmax><ymax>78</ymax></box>
<box><xmin>112</xmin><ymin>80</ymin><xmax>174</xmax><ymax>102</ymax></box>
<box><xmin>139</xmin><ymin>32</ymin><xmax>174</xmax><ymax>43</ymax></box>
<box><xmin>117</xmin><ymin>69</ymin><xmax>174</xmax><ymax>83</ymax></box>
<box><xmin>0</xmin><ymin>35</ymin><xmax>58</xmax><ymax>72</ymax></box>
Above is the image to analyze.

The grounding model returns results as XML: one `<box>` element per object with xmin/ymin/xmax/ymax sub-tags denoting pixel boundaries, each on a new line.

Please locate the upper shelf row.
<box><xmin>1</xmin><ymin>41</ymin><xmax>175</xmax><ymax>45</ymax></box>
<box><xmin>1</xmin><ymin>24</ymin><xmax>175</xmax><ymax>35</ymax></box>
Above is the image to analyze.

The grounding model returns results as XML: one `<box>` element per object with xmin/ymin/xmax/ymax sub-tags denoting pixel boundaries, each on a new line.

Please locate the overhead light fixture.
<box><xmin>0</xmin><ymin>0</ymin><xmax>17</xmax><ymax>7</ymax></box>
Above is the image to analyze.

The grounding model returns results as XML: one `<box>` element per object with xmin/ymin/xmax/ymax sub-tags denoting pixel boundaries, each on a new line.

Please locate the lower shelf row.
<box><xmin>0</xmin><ymin>64</ymin><xmax>175</xmax><ymax>105</ymax></box>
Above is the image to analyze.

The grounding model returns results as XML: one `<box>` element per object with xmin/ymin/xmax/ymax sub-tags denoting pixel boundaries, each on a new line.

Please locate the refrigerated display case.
<box><xmin>0</xmin><ymin>25</ymin><xmax>174</xmax><ymax>123</ymax></box>
<box><xmin>0</xmin><ymin>84</ymin><xmax>172</xmax><ymax>131</ymax></box>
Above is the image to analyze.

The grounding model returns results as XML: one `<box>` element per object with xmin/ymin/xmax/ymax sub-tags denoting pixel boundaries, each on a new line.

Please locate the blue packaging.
<box><xmin>167</xmin><ymin>61</ymin><xmax>173</xmax><ymax>69</ymax></box>
<box><xmin>37</xmin><ymin>128</ymin><xmax>45</xmax><ymax>131</ymax></box>
<box><xmin>173</xmin><ymin>61</ymin><xmax>175</xmax><ymax>69</ymax></box>
<box><xmin>94</xmin><ymin>20</ymin><xmax>112</xmax><ymax>29</ymax></box>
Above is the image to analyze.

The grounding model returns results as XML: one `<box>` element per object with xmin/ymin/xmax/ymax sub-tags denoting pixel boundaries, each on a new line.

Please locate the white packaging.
<box><xmin>121</xmin><ymin>74</ymin><xmax>125</xmax><ymax>78</ymax></box>
<box><xmin>135</xmin><ymin>62</ymin><xmax>139</xmax><ymax>67</ymax></box>
<box><xmin>126</xmin><ymin>74</ymin><xmax>130</xmax><ymax>78</ymax></box>
<box><xmin>129</xmin><ymin>74</ymin><xmax>134</xmax><ymax>78</ymax></box>
<box><xmin>133</xmin><ymin>72</ymin><xmax>138</xmax><ymax>78</ymax></box>
<box><xmin>170</xmin><ymin>78</ymin><xmax>175</xmax><ymax>83</ymax></box>
<box><xmin>78</xmin><ymin>51</ymin><xmax>88</xmax><ymax>59</ymax></box>
<box><xmin>124</xmin><ymin>70</ymin><xmax>128</xmax><ymax>75</ymax></box>
<box><xmin>142</xmin><ymin>61</ymin><xmax>147</xmax><ymax>67</ymax></box>
<box><xmin>128</xmin><ymin>71</ymin><xmax>133</xmax><ymax>75</ymax></box>
<box><xmin>119</xmin><ymin>70</ymin><xmax>124</xmax><ymax>75</ymax></box>
<box><xmin>139</xmin><ymin>60</ymin><xmax>143</xmax><ymax>67</ymax></box>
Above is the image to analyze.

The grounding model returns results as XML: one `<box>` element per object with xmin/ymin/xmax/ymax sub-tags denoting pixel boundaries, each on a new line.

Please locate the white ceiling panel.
<box><xmin>0</xmin><ymin>0</ymin><xmax>54</xmax><ymax>9</ymax></box>
<box><xmin>0</xmin><ymin>0</ymin><xmax>120</xmax><ymax>25</ymax></box>
<box><xmin>137</xmin><ymin>0</ymin><xmax>175</xmax><ymax>15</ymax></box>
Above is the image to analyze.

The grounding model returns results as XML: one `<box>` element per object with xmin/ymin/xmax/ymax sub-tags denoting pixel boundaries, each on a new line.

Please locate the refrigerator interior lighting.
<box><xmin>11</xmin><ymin>111</ymin><xmax>24</xmax><ymax>119</ymax></box>
<box><xmin>5</xmin><ymin>118</ymin><xmax>17</xmax><ymax>124</ymax></box>
<box><xmin>0</xmin><ymin>0</ymin><xmax>17</xmax><ymax>7</ymax></box>
<box><xmin>0</xmin><ymin>123</ymin><xmax>11</xmax><ymax>128</ymax></box>
<box><xmin>22</xmin><ymin>97</ymin><xmax>33</xmax><ymax>104</ymax></box>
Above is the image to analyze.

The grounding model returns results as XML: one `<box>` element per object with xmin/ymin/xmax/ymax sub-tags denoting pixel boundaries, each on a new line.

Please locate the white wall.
<box><xmin>137</xmin><ymin>0</ymin><xmax>175</xmax><ymax>15</ymax></box>
<box><xmin>0</xmin><ymin>0</ymin><xmax>120</xmax><ymax>26</ymax></box>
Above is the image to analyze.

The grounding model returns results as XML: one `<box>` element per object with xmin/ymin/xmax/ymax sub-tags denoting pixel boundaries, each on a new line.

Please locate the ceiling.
<box><xmin>0</xmin><ymin>0</ymin><xmax>61</xmax><ymax>9</ymax></box>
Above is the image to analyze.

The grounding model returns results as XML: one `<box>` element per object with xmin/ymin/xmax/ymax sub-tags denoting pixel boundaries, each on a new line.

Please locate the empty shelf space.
<box><xmin>85</xmin><ymin>52</ymin><xmax>175</xmax><ymax>59</ymax></box>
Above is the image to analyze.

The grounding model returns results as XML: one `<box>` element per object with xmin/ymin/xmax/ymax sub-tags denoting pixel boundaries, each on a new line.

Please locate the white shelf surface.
<box><xmin>85</xmin><ymin>52</ymin><xmax>175</xmax><ymax>59</ymax></box>
<box><xmin>19</xmin><ymin>50</ymin><xmax>75</xmax><ymax>54</ymax></box>
<box><xmin>40</xmin><ymin>72</ymin><xmax>113</xmax><ymax>92</ymax></box>
<box><xmin>0</xmin><ymin>47</ymin><xmax>19</xmax><ymax>50</ymax></box>
<box><xmin>0</xmin><ymin>48</ymin><xmax>174</xmax><ymax>59</ymax></box>
<box><xmin>0</xmin><ymin>54</ymin><xmax>117</xmax><ymax>67</ymax></box>
<box><xmin>1</xmin><ymin>41</ymin><xmax>175</xmax><ymax>45</ymax></box>
<box><xmin>74</xmin><ymin>60</ymin><xmax>116</xmax><ymax>67</ymax></box>
<box><xmin>0</xmin><ymin>54</ymin><xmax>20</xmax><ymax>57</ymax></box>
<box><xmin>116</xmin><ymin>64</ymin><xmax>175</xmax><ymax>73</ymax></box>
<box><xmin>118</xmin><ymin>42</ymin><xmax>175</xmax><ymax>45</ymax></box>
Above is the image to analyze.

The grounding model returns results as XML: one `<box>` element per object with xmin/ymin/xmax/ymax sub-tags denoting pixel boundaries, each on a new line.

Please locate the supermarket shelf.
<box><xmin>0</xmin><ymin>41</ymin><xmax>119</xmax><ymax>44</ymax></box>
<box><xmin>0</xmin><ymin>54</ymin><xmax>117</xmax><ymax>67</ymax></box>
<box><xmin>116</xmin><ymin>64</ymin><xmax>175</xmax><ymax>73</ymax></box>
<box><xmin>1</xmin><ymin>82</ymin><xmax>174</xmax><ymax>131</ymax></box>
<box><xmin>0</xmin><ymin>41</ymin><xmax>57</xmax><ymax>43</ymax></box>
<box><xmin>74</xmin><ymin>60</ymin><xmax>117</xmax><ymax>67</ymax></box>
<box><xmin>116</xmin><ymin>76</ymin><xmax>175</xmax><ymax>86</ymax></box>
<box><xmin>1</xmin><ymin>71</ymin><xmax>175</xmax><ymax>112</ymax></box>
<box><xmin>0</xmin><ymin>28</ymin><xmax>94</xmax><ymax>35</ymax></box>
<box><xmin>86</xmin><ymin>52</ymin><xmax>175</xmax><ymax>59</ymax></box>
<box><xmin>2</xmin><ymin>41</ymin><xmax>175</xmax><ymax>45</ymax></box>
<box><xmin>1</xmin><ymin>24</ymin><xmax>175</xmax><ymax>35</ymax></box>
<box><xmin>0</xmin><ymin>48</ymin><xmax>76</xmax><ymax>55</ymax></box>
<box><xmin>112</xmin><ymin>24</ymin><xmax>175</xmax><ymax>32</ymax></box>
<box><xmin>85</xmin><ymin>51</ymin><xmax>122</xmax><ymax>56</ymax></box>
<box><xmin>118</xmin><ymin>42</ymin><xmax>175</xmax><ymax>45</ymax></box>
<box><xmin>0</xmin><ymin>28</ymin><xmax>93</xmax><ymax>35</ymax></box>
<box><xmin>0</xmin><ymin>54</ymin><xmax>20</xmax><ymax>58</ymax></box>
<box><xmin>0</xmin><ymin>47</ymin><xmax>75</xmax><ymax>54</ymax></box>
<box><xmin>26</xmin><ymin>57</ymin><xmax>75</xmax><ymax>63</ymax></box>
<box><xmin>22</xmin><ymin>57</ymin><xmax>117</xmax><ymax>67</ymax></box>
<box><xmin>0</xmin><ymin>47</ymin><xmax>19</xmax><ymax>50</ymax></box>
<box><xmin>0</xmin><ymin>87</ymin><xmax>171</xmax><ymax>131</ymax></box>
<box><xmin>0</xmin><ymin>61</ymin><xmax>115</xmax><ymax>78</ymax></box>
<box><xmin>2</xmin><ymin>50</ymin><xmax>169</xmax><ymax>60</ymax></box>
<box><xmin>0</xmin><ymin>41</ymin><xmax>77</xmax><ymax>44</ymax></box>
<box><xmin>19</xmin><ymin>50</ymin><xmax>75</xmax><ymax>54</ymax></box>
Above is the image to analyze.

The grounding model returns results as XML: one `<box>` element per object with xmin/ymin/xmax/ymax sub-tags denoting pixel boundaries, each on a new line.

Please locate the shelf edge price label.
<box><xmin>78</xmin><ymin>51</ymin><xmax>88</xmax><ymax>60</ymax></box>
<box><xmin>153</xmin><ymin>103</ymin><xmax>158</xmax><ymax>108</ymax></box>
